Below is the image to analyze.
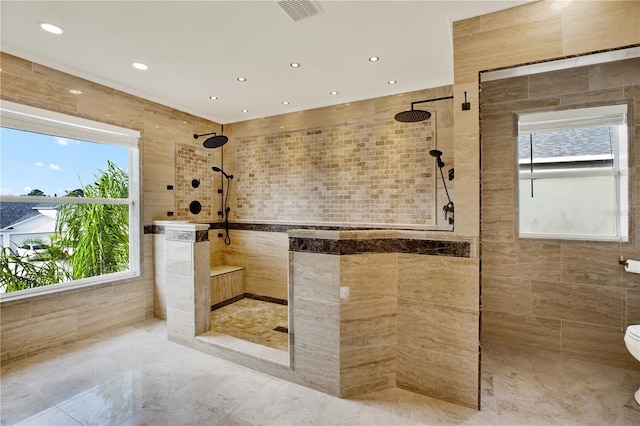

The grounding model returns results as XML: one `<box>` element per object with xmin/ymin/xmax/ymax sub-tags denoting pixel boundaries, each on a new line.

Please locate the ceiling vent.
<box><xmin>277</xmin><ymin>0</ymin><xmax>323</xmax><ymax>22</ymax></box>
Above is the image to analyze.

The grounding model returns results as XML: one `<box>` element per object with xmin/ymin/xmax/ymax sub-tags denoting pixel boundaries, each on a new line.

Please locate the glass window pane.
<box><xmin>1</xmin><ymin>127</ymin><xmax>129</xmax><ymax>198</ymax></box>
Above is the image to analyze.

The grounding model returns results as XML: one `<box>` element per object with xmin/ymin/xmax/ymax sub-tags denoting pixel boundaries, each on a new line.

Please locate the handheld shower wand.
<box><xmin>212</xmin><ymin>166</ymin><xmax>233</xmax><ymax>180</ymax></box>
<box><xmin>429</xmin><ymin>150</ymin><xmax>454</xmax><ymax>225</ymax></box>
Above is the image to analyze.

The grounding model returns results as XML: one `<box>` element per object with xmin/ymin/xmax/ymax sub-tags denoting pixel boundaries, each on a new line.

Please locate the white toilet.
<box><xmin>624</xmin><ymin>324</ymin><xmax>640</xmax><ymax>404</ymax></box>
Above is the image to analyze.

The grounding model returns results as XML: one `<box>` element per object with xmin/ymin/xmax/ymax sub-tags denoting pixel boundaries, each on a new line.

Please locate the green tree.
<box><xmin>27</xmin><ymin>188</ymin><xmax>45</xmax><ymax>196</ymax></box>
<box><xmin>56</xmin><ymin>160</ymin><xmax>129</xmax><ymax>279</ymax></box>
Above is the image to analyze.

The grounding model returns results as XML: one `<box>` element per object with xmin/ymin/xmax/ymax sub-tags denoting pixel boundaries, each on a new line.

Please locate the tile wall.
<box><xmin>480</xmin><ymin>57</ymin><xmax>640</xmax><ymax>369</ymax></box>
<box><xmin>228</xmin><ymin>86</ymin><xmax>455</xmax><ymax>229</ymax></box>
<box><xmin>233</xmin><ymin>118</ymin><xmax>435</xmax><ymax>225</ymax></box>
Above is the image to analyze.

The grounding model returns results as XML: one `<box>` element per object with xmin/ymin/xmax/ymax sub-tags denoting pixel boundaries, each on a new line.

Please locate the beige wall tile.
<box><xmin>482</xmin><ymin>241</ymin><xmax>562</xmax><ymax>281</ymax></box>
<box><xmin>562</xmin><ymin>1</ymin><xmax>640</xmax><ymax>56</ymax></box>
<box><xmin>340</xmin><ymin>253</ymin><xmax>397</xmax><ymax>302</ymax></box>
<box><xmin>0</xmin><ymin>301</ymin><xmax>30</xmax><ymax>325</ymax></box>
<box><xmin>482</xmin><ymin>275</ymin><xmax>530</xmax><ymax>315</ymax></box>
<box><xmin>561</xmin><ymin>244</ymin><xmax>623</xmax><ymax>287</ymax></box>
<box><xmin>340</xmin><ymin>344</ymin><xmax>396</xmax><ymax>397</ymax></box>
<box><xmin>562</xmin><ymin>321</ymin><xmax>638</xmax><ymax>370</ymax></box>
<box><xmin>528</xmin><ymin>66</ymin><xmax>589</xmax><ymax>98</ymax></box>
<box><xmin>397</xmin><ymin>345</ymin><xmax>479</xmax><ymax>409</ymax></box>
<box><xmin>76</xmin><ymin>288</ymin><xmax>146</xmax><ymax>340</ymax></box>
<box><xmin>482</xmin><ymin>311</ymin><xmax>561</xmax><ymax>354</ymax></box>
<box><xmin>292</xmin><ymin>297</ymin><xmax>339</xmax><ymax>351</ymax></box>
<box><xmin>398</xmin><ymin>300</ymin><xmax>478</xmax><ymax>359</ymax></box>
<box><xmin>0</xmin><ymin>310</ymin><xmax>77</xmax><ymax>362</ymax></box>
<box><xmin>340</xmin><ymin>300</ymin><xmax>397</xmax><ymax>351</ymax></box>
<box><xmin>291</xmin><ymin>252</ymin><xmax>340</xmax><ymax>303</ymax></box>
<box><xmin>210</xmin><ymin>270</ymin><xmax>245</xmax><ymax>305</ymax></box>
<box><xmin>293</xmin><ymin>340</ymin><xmax>340</xmax><ymax>396</ymax></box>
<box><xmin>531</xmin><ymin>280</ymin><xmax>623</xmax><ymax>327</ymax></box>
<box><xmin>398</xmin><ymin>255</ymin><xmax>479</xmax><ymax>309</ymax></box>
<box><xmin>626</xmin><ymin>288</ymin><xmax>640</xmax><ymax>326</ymax></box>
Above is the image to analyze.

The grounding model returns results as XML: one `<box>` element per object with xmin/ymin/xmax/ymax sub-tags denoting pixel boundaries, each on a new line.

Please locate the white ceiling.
<box><xmin>1</xmin><ymin>1</ymin><xmax>533</xmax><ymax>124</ymax></box>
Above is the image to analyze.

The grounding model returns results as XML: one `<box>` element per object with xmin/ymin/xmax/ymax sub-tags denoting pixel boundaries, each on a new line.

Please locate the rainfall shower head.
<box><xmin>429</xmin><ymin>149</ymin><xmax>445</xmax><ymax>168</ymax></box>
<box><xmin>394</xmin><ymin>108</ymin><xmax>431</xmax><ymax>123</ymax></box>
<box><xmin>212</xmin><ymin>166</ymin><xmax>233</xmax><ymax>180</ymax></box>
<box><xmin>194</xmin><ymin>131</ymin><xmax>228</xmax><ymax>149</ymax></box>
<box><xmin>394</xmin><ymin>95</ymin><xmax>454</xmax><ymax>123</ymax></box>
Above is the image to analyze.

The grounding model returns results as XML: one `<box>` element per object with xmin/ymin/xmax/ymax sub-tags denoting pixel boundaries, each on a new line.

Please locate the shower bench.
<box><xmin>210</xmin><ymin>265</ymin><xmax>245</xmax><ymax>309</ymax></box>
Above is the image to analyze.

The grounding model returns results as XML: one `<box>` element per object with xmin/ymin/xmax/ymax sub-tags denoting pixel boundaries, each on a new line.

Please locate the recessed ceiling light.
<box><xmin>388</xmin><ymin>80</ymin><xmax>397</xmax><ymax>85</ymax></box>
<box><xmin>38</xmin><ymin>21</ymin><xmax>64</xmax><ymax>35</ymax></box>
<box><xmin>132</xmin><ymin>62</ymin><xmax>149</xmax><ymax>71</ymax></box>
<box><xmin>209</xmin><ymin>96</ymin><xmax>218</xmax><ymax>100</ymax></box>
<box><xmin>69</xmin><ymin>89</ymin><xmax>82</xmax><ymax>95</ymax></box>
<box><xmin>282</xmin><ymin>101</ymin><xmax>290</xmax><ymax>105</ymax></box>
<box><xmin>330</xmin><ymin>91</ymin><xmax>339</xmax><ymax>95</ymax></box>
<box><xmin>237</xmin><ymin>77</ymin><xmax>246</xmax><ymax>82</ymax></box>
<box><xmin>290</xmin><ymin>62</ymin><xmax>300</xmax><ymax>68</ymax></box>
<box><xmin>369</xmin><ymin>56</ymin><xmax>379</xmax><ymax>62</ymax></box>
<box><xmin>241</xmin><ymin>109</ymin><xmax>248</xmax><ymax>113</ymax></box>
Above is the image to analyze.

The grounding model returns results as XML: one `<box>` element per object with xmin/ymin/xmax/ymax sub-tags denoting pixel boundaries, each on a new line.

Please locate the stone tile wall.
<box><xmin>480</xmin><ymin>57</ymin><xmax>640</xmax><ymax>370</ymax></box>
<box><xmin>233</xmin><ymin>118</ymin><xmax>435</xmax><ymax>225</ymax></box>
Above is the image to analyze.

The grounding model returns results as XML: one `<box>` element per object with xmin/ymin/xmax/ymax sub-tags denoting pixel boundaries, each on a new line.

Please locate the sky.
<box><xmin>0</xmin><ymin>127</ymin><xmax>129</xmax><ymax>197</ymax></box>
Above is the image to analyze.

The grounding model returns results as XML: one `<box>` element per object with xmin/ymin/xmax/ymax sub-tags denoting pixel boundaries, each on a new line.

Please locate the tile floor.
<box><xmin>1</xmin><ymin>318</ymin><xmax>640</xmax><ymax>425</ymax></box>
<box><xmin>211</xmin><ymin>298</ymin><xmax>289</xmax><ymax>351</ymax></box>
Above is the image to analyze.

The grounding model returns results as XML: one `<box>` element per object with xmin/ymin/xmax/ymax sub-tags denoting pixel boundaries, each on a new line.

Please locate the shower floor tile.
<box><xmin>210</xmin><ymin>298</ymin><xmax>288</xmax><ymax>351</ymax></box>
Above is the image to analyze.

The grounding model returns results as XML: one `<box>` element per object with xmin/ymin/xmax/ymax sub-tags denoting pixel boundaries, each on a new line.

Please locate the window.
<box><xmin>0</xmin><ymin>101</ymin><xmax>140</xmax><ymax>296</ymax></box>
<box><xmin>517</xmin><ymin>104</ymin><xmax>629</xmax><ymax>241</ymax></box>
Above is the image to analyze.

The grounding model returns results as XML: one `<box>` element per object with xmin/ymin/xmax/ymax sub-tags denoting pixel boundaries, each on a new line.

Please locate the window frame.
<box><xmin>0</xmin><ymin>100</ymin><xmax>141</xmax><ymax>300</ymax></box>
<box><xmin>515</xmin><ymin>103</ymin><xmax>629</xmax><ymax>242</ymax></box>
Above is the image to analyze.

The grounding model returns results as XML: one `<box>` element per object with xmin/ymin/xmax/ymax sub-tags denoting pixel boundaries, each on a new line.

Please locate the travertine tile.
<box><xmin>291</xmin><ymin>252</ymin><xmax>340</xmax><ymax>303</ymax></box>
<box><xmin>561</xmin><ymin>244</ymin><xmax>623</xmax><ymax>287</ymax></box>
<box><xmin>482</xmin><ymin>241</ymin><xmax>562</xmax><ymax>282</ymax></box>
<box><xmin>398</xmin><ymin>300</ymin><xmax>478</xmax><ymax>359</ymax></box>
<box><xmin>293</xmin><ymin>340</ymin><xmax>340</xmax><ymax>396</ymax></box>
<box><xmin>340</xmin><ymin>344</ymin><xmax>396</xmax><ymax>397</ymax></box>
<box><xmin>481</xmin><ymin>75</ymin><xmax>529</xmax><ymax>105</ymax></box>
<box><xmin>0</xmin><ymin>310</ymin><xmax>77</xmax><ymax>362</ymax></box>
<box><xmin>529</xmin><ymin>66</ymin><xmax>589</xmax><ymax>98</ymax></box>
<box><xmin>77</xmin><ymin>288</ymin><xmax>146</xmax><ymax>340</ymax></box>
<box><xmin>340</xmin><ymin>300</ymin><xmax>397</xmax><ymax>350</ymax></box>
<box><xmin>397</xmin><ymin>345</ymin><xmax>479</xmax><ymax>409</ymax></box>
<box><xmin>531</xmin><ymin>280</ymin><xmax>623</xmax><ymax>327</ymax></box>
<box><xmin>340</xmin><ymin>253</ymin><xmax>397</xmax><ymax>302</ymax></box>
<box><xmin>398</xmin><ymin>254</ymin><xmax>478</xmax><ymax>309</ymax></box>
<box><xmin>210</xmin><ymin>270</ymin><xmax>245</xmax><ymax>305</ymax></box>
<box><xmin>628</xmin><ymin>289</ymin><xmax>640</xmax><ymax>325</ymax></box>
<box><xmin>0</xmin><ymin>301</ymin><xmax>31</xmax><ymax>325</ymax></box>
<box><xmin>482</xmin><ymin>310</ymin><xmax>561</xmax><ymax>354</ymax></box>
<box><xmin>563</xmin><ymin>1</ymin><xmax>640</xmax><ymax>56</ymax></box>
<box><xmin>482</xmin><ymin>275</ymin><xmax>530</xmax><ymax>315</ymax></box>
<box><xmin>562</xmin><ymin>321</ymin><xmax>638</xmax><ymax>370</ymax></box>
<box><xmin>292</xmin><ymin>297</ymin><xmax>339</xmax><ymax>351</ymax></box>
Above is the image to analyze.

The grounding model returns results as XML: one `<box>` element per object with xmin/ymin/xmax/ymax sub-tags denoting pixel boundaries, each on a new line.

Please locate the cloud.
<box><xmin>35</xmin><ymin>162</ymin><xmax>44</xmax><ymax>167</ymax></box>
<box><xmin>49</xmin><ymin>163</ymin><xmax>62</xmax><ymax>171</ymax></box>
<box><xmin>55</xmin><ymin>137</ymin><xmax>72</xmax><ymax>146</ymax></box>
<box><xmin>23</xmin><ymin>186</ymin><xmax>32</xmax><ymax>193</ymax></box>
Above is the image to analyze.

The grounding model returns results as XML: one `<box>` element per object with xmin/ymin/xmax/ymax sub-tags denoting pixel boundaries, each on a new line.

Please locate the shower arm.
<box><xmin>410</xmin><ymin>95</ymin><xmax>453</xmax><ymax>110</ymax></box>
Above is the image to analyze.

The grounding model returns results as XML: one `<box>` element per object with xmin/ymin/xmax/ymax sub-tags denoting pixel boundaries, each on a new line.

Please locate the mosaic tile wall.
<box><xmin>175</xmin><ymin>143</ymin><xmax>216</xmax><ymax>221</ymax></box>
<box><xmin>233</xmin><ymin>117</ymin><xmax>436</xmax><ymax>226</ymax></box>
